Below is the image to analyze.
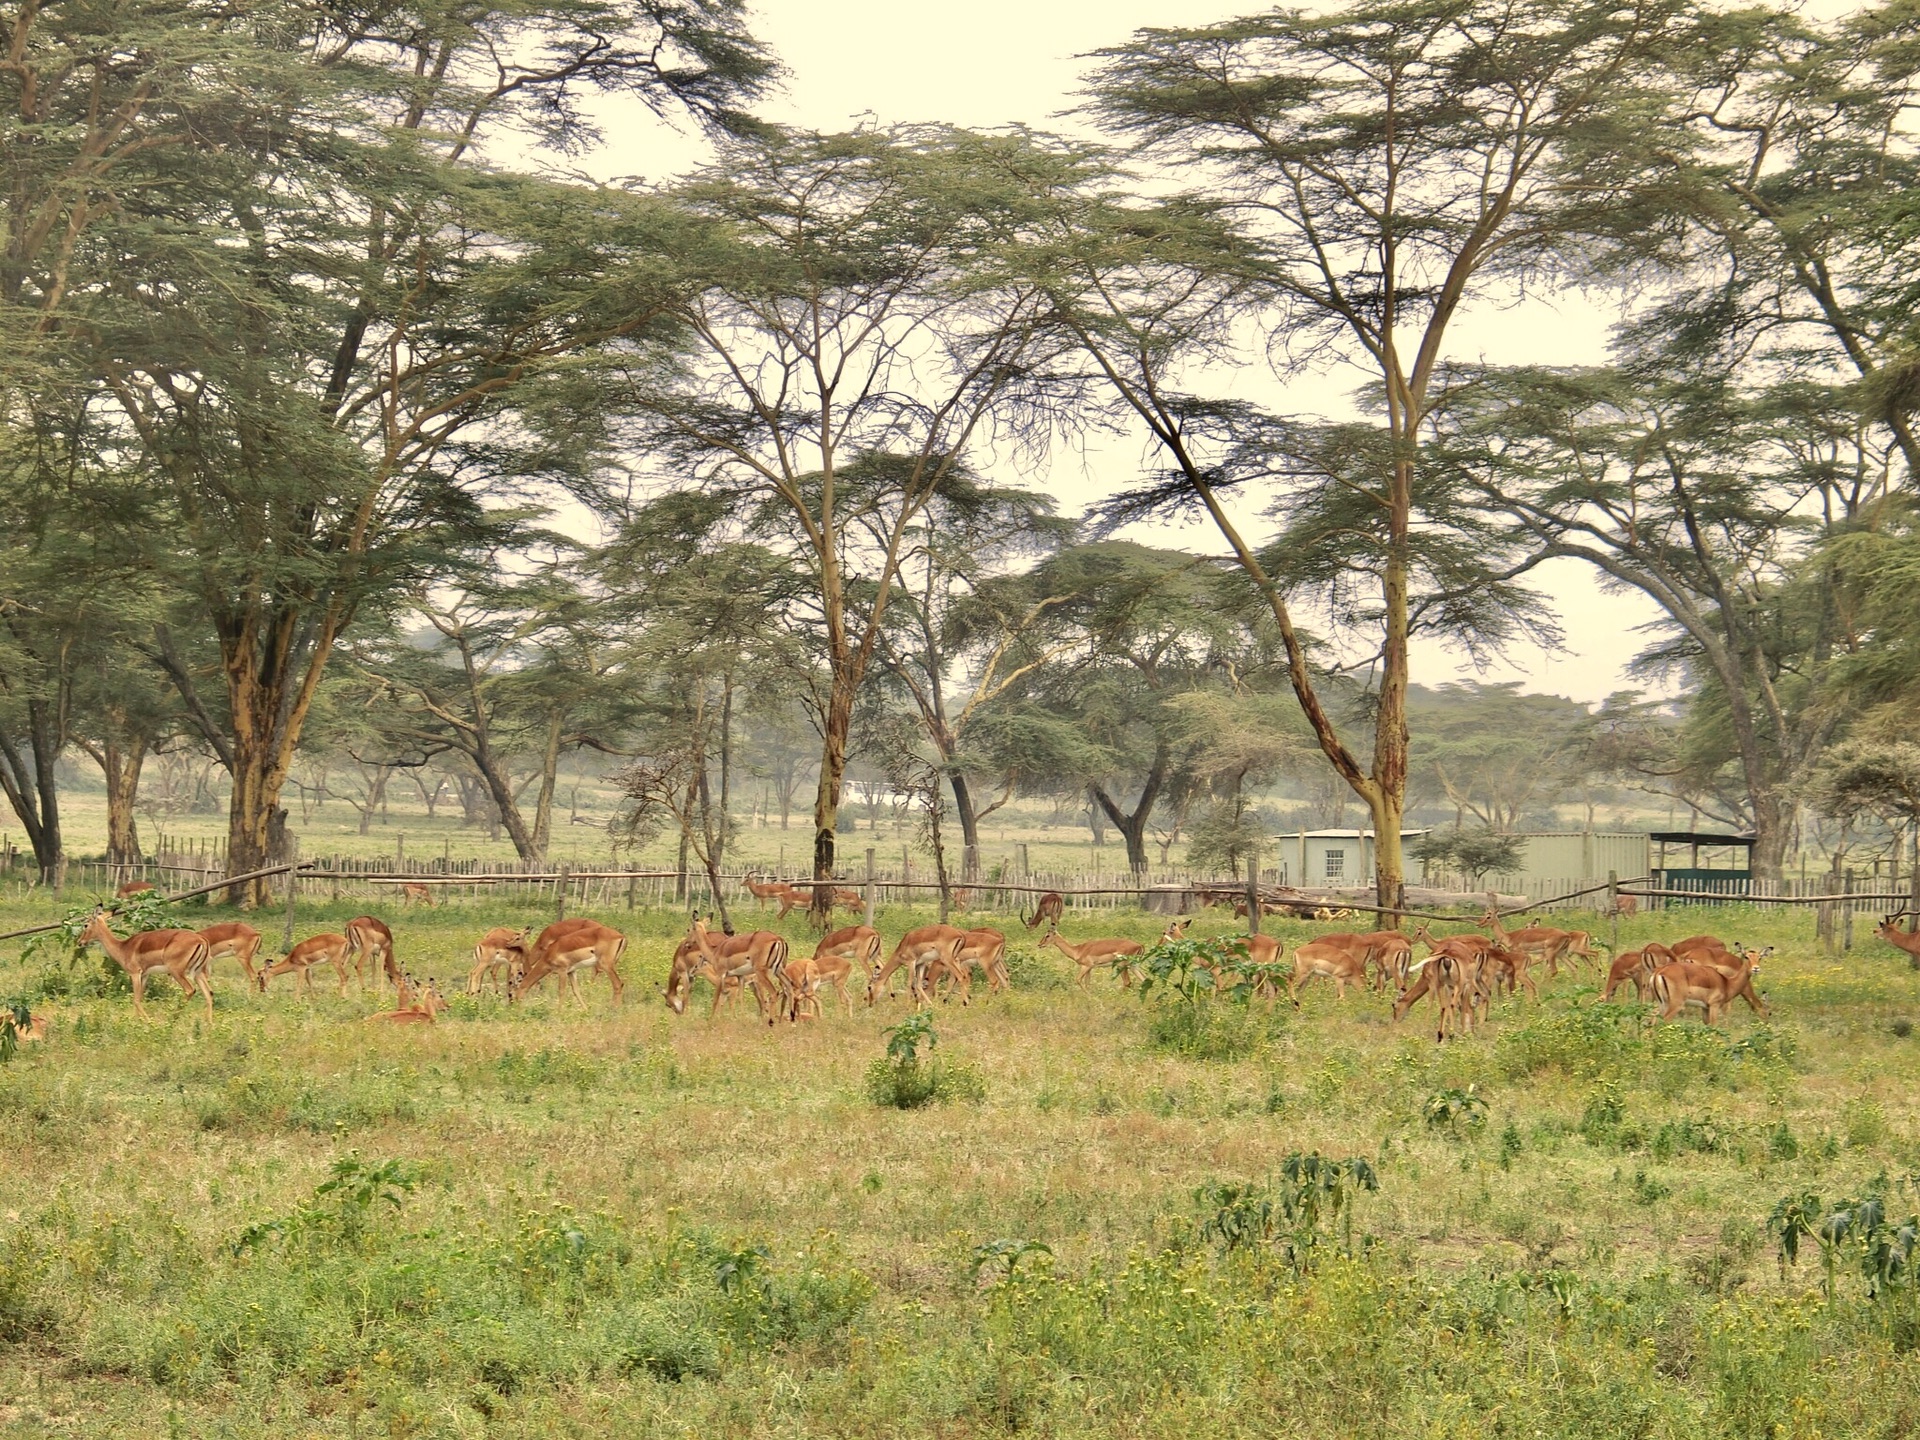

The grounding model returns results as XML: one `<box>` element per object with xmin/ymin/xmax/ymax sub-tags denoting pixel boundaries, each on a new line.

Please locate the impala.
<box><xmin>778</xmin><ymin>956</ymin><xmax>824</xmax><ymax>1022</ymax></box>
<box><xmin>401</xmin><ymin>882</ymin><xmax>434</xmax><ymax>906</ymax></box>
<box><xmin>811</xmin><ymin>926</ymin><xmax>883</xmax><ymax>1014</ymax></box>
<box><xmin>509</xmin><ymin>920</ymin><xmax>627</xmax><ymax>1007</ymax></box>
<box><xmin>1023</xmin><ymin>892</ymin><xmax>1064</xmax><ymax>931</ymax></box>
<box><xmin>80</xmin><ymin>913</ymin><xmax>213</xmax><ymax>1020</ymax></box>
<box><xmin>1481</xmin><ymin>942</ymin><xmax>1539</xmax><ymax>1002</ymax></box>
<box><xmin>467</xmin><ymin>925</ymin><xmax>532</xmax><ymax>995</ymax></box>
<box><xmin>871</xmin><ymin>925</ymin><xmax>971</xmax><ymax>1006</ymax></box>
<box><xmin>664</xmin><ymin>936</ymin><xmax>735</xmax><ymax>1016</ymax></box>
<box><xmin>1037</xmin><ymin>929</ymin><xmax>1143</xmax><ymax>989</ymax></box>
<box><xmin>742</xmin><ymin>874</ymin><xmax>800</xmax><ymax>910</ymax></box>
<box><xmin>197</xmin><ymin>922</ymin><xmax>264</xmax><ymax>986</ymax></box>
<box><xmin>115</xmin><ymin>880</ymin><xmax>157</xmax><ymax>898</ymax></box>
<box><xmin>1287</xmin><ymin>934</ymin><xmax>1370</xmax><ymax>1004</ymax></box>
<box><xmin>345</xmin><ymin>916</ymin><xmax>398</xmax><ymax>989</ymax></box>
<box><xmin>256</xmin><ymin>933</ymin><xmax>353</xmax><ymax>995</ymax></box>
<box><xmin>955</xmin><ymin>927</ymin><xmax>1011</xmax><ymax>993</ymax></box>
<box><xmin>1878</xmin><ymin>916</ymin><xmax>1920</xmax><ymax>968</ymax></box>
<box><xmin>1650</xmin><ymin>952</ymin><xmax>1759</xmax><ymax>1025</ymax></box>
<box><xmin>1479</xmin><ymin>908</ymin><xmax>1575</xmax><ymax>977</ymax></box>
<box><xmin>367</xmin><ymin>976</ymin><xmax>445</xmax><ymax>1024</ymax></box>
<box><xmin>687</xmin><ymin>915</ymin><xmax>788</xmax><ymax>1018</ymax></box>
<box><xmin>1603</xmin><ymin>943</ymin><xmax>1674</xmax><ymax>1002</ymax></box>
<box><xmin>1353</xmin><ymin>929</ymin><xmax>1412</xmax><ymax>991</ymax></box>
<box><xmin>1394</xmin><ymin>939</ymin><xmax>1488</xmax><ymax>1031</ymax></box>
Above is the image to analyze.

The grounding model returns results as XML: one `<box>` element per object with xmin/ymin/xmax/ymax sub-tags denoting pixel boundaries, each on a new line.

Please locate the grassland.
<box><xmin>0</xmin><ymin>892</ymin><xmax>1917</xmax><ymax>1437</ymax></box>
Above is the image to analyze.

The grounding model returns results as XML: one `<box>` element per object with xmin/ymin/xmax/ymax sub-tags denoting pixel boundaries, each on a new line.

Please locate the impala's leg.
<box><xmin>131</xmin><ymin>970</ymin><xmax>149</xmax><ymax>1018</ymax></box>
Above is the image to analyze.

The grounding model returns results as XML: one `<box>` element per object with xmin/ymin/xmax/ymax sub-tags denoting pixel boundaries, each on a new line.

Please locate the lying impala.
<box><xmin>115</xmin><ymin>880</ymin><xmax>157</xmax><ymax>898</ymax></box>
<box><xmin>467</xmin><ymin>925</ymin><xmax>532</xmax><ymax>995</ymax></box>
<box><xmin>256</xmin><ymin>932</ymin><xmax>353</xmax><ymax>995</ymax></box>
<box><xmin>1038</xmin><ymin>929</ymin><xmax>1143</xmax><ymax>989</ymax></box>
<box><xmin>197</xmin><ymin>922</ymin><xmax>264</xmax><ymax>986</ymax></box>
<box><xmin>366</xmin><ymin>976</ymin><xmax>445</xmax><ymax>1024</ymax></box>
<box><xmin>81</xmin><ymin>913</ymin><xmax>214</xmax><ymax>1020</ymax></box>
<box><xmin>345</xmin><ymin>915</ymin><xmax>398</xmax><ymax>989</ymax></box>
<box><xmin>508</xmin><ymin>920</ymin><xmax>628</xmax><ymax>1007</ymax></box>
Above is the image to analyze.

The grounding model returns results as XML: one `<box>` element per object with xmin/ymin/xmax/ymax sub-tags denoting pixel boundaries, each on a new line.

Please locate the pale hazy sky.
<box><xmin>583</xmin><ymin>0</ymin><xmax>1680</xmax><ymax>705</ymax></box>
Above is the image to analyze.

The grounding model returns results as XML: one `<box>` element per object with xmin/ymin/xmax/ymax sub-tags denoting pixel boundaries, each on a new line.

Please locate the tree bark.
<box><xmin>93</xmin><ymin>737</ymin><xmax>147</xmax><ymax>866</ymax></box>
<box><xmin>530</xmin><ymin>711</ymin><xmax>564</xmax><ymax>860</ymax></box>
<box><xmin>0</xmin><ymin>697</ymin><xmax>65</xmax><ymax>884</ymax></box>
<box><xmin>1090</xmin><ymin>743</ymin><xmax>1168</xmax><ymax>874</ymax></box>
<box><xmin>810</xmin><ymin>682</ymin><xmax>855</xmax><ymax>915</ymax></box>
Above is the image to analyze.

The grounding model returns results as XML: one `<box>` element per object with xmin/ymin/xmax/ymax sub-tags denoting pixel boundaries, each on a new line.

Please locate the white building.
<box><xmin>1273</xmin><ymin>829</ymin><xmax>1429</xmax><ymax>887</ymax></box>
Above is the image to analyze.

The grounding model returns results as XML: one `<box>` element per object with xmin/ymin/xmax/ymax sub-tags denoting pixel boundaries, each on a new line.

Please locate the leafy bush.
<box><xmin>1498</xmin><ymin>1003</ymin><xmax>1644</xmax><ymax>1081</ymax></box>
<box><xmin>1423</xmin><ymin>1085</ymin><xmax>1489</xmax><ymax>1135</ymax></box>
<box><xmin>865</xmin><ymin>1012</ymin><xmax>985</xmax><ymax>1108</ymax></box>
<box><xmin>1195</xmin><ymin>1152</ymin><xmax>1379</xmax><ymax>1272</ymax></box>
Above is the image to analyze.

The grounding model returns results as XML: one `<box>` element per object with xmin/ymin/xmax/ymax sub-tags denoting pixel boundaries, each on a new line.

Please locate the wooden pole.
<box><xmin>864</xmin><ymin>847</ymin><xmax>877</xmax><ymax>929</ymax></box>
<box><xmin>1607</xmin><ymin>869</ymin><xmax>1619</xmax><ymax>952</ymax></box>
<box><xmin>280</xmin><ymin>837</ymin><xmax>300</xmax><ymax>955</ymax></box>
<box><xmin>555</xmin><ymin>862</ymin><xmax>569</xmax><ymax>922</ymax></box>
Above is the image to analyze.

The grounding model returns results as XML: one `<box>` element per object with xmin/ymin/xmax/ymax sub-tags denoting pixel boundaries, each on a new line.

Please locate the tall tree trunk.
<box><xmin>0</xmin><ymin>700</ymin><xmax>65</xmax><ymax>884</ymax></box>
<box><xmin>810</xmin><ymin>681</ymin><xmax>855</xmax><ymax>917</ymax></box>
<box><xmin>100</xmin><ymin>737</ymin><xmax>146</xmax><ymax>866</ymax></box>
<box><xmin>217</xmin><ymin>611</ymin><xmax>339</xmax><ymax>906</ymax></box>
<box><xmin>1090</xmin><ymin>744</ymin><xmax>1168</xmax><ymax>875</ymax></box>
<box><xmin>530</xmin><ymin>711</ymin><xmax>564</xmax><ymax>860</ymax></box>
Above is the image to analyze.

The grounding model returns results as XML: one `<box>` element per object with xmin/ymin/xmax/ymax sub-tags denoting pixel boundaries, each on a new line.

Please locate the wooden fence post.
<box><xmin>864</xmin><ymin>847</ymin><xmax>877</xmax><ymax>929</ymax></box>
<box><xmin>280</xmin><ymin>838</ymin><xmax>299</xmax><ymax>954</ymax></box>
<box><xmin>556</xmin><ymin>863</ymin><xmax>569</xmax><ymax>922</ymax></box>
<box><xmin>1607</xmin><ymin>870</ymin><xmax>1619</xmax><ymax>951</ymax></box>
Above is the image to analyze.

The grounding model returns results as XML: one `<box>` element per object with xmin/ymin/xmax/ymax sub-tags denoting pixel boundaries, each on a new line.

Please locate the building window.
<box><xmin>1324</xmin><ymin>848</ymin><xmax>1345</xmax><ymax>880</ymax></box>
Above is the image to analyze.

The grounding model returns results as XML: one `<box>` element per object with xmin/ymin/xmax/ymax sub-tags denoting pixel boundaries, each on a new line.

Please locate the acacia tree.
<box><xmin>610</xmin><ymin>127</ymin><xmax>1085</xmax><ymax>912</ymax></box>
<box><xmin>1063</xmin><ymin>0</ymin><xmax>1691</xmax><ymax>906</ymax></box>
<box><xmin>77</xmin><ymin>0</ymin><xmax>772</xmax><ymax>902</ymax></box>
<box><xmin>869</xmin><ymin>475</ymin><xmax>1078</xmax><ymax>866</ymax></box>
<box><xmin>1449</xmin><ymin>367</ymin><xmax>1852</xmax><ymax>882</ymax></box>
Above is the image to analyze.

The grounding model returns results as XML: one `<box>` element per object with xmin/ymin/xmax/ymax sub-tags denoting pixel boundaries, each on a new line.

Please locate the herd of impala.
<box><xmin>45</xmin><ymin>877</ymin><xmax>1920</xmax><ymax>1038</ymax></box>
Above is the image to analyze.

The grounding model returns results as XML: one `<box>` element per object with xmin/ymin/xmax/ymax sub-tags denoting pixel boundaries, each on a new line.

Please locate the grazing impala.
<box><xmin>345</xmin><ymin>916</ymin><xmax>398</xmax><ymax>988</ymax></box>
<box><xmin>1876</xmin><ymin>917</ymin><xmax>1920</xmax><ymax>969</ymax></box>
<box><xmin>80</xmin><ymin>913</ymin><xmax>213</xmax><ymax>1020</ymax></box>
<box><xmin>1023</xmin><ymin>892</ymin><xmax>1064</xmax><ymax>931</ymax></box>
<box><xmin>509</xmin><ymin>920</ymin><xmax>627</xmax><ymax>1007</ymax></box>
<box><xmin>256</xmin><ymin>933</ymin><xmax>353</xmax><ymax>995</ymax></box>
<box><xmin>197</xmin><ymin>922</ymin><xmax>264</xmax><ymax>986</ymax></box>
<box><xmin>1603</xmin><ymin>943</ymin><xmax>1674</xmax><ymax>1002</ymax></box>
<box><xmin>955</xmin><ymin>927</ymin><xmax>1011</xmax><ymax>994</ymax></box>
<box><xmin>811</xmin><ymin>926</ymin><xmax>883</xmax><ymax>1014</ymax></box>
<box><xmin>1038</xmin><ymin>930</ymin><xmax>1143</xmax><ymax>989</ymax></box>
<box><xmin>1287</xmin><ymin>934</ymin><xmax>1370</xmax><ymax>1004</ymax></box>
<box><xmin>871</xmin><ymin>925</ymin><xmax>971</xmax><ymax>1006</ymax></box>
<box><xmin>467</xmin><ymin>925</ymin><xmax>532</xmax><ymax>995</ymax></box>
<box><xmin>1650</xmin><ymin>951</ymin><xmax>1761</xmax><ymax>1025</ymax></box>
<box><xmin>665</xmin><ymin>935</ymin><xmax>747</xmax><ymax>1016</ymax></box>
<box><xmin>115</xmin><ymin>880</ymin><xmax>157</xmax><ymax>898</ymax></box>
<box><xmin>1353</xmin><ymin>929</ymin><xmax>1412</xmax><ymax>991</ymax></box>
<box><xmin>686</xmin><ymin>915</ymin><xmax>788</xmax><ymax>1019</ymax></box>
<box><xmin>401</xmin><ymin>882</ymin><xmax>434</xmax><ymax>906</ymax></box>
<box><xmin>1479</xmin><ymin>909</ymin><xmax>1577</xmax><ymax>977</ymax></box>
